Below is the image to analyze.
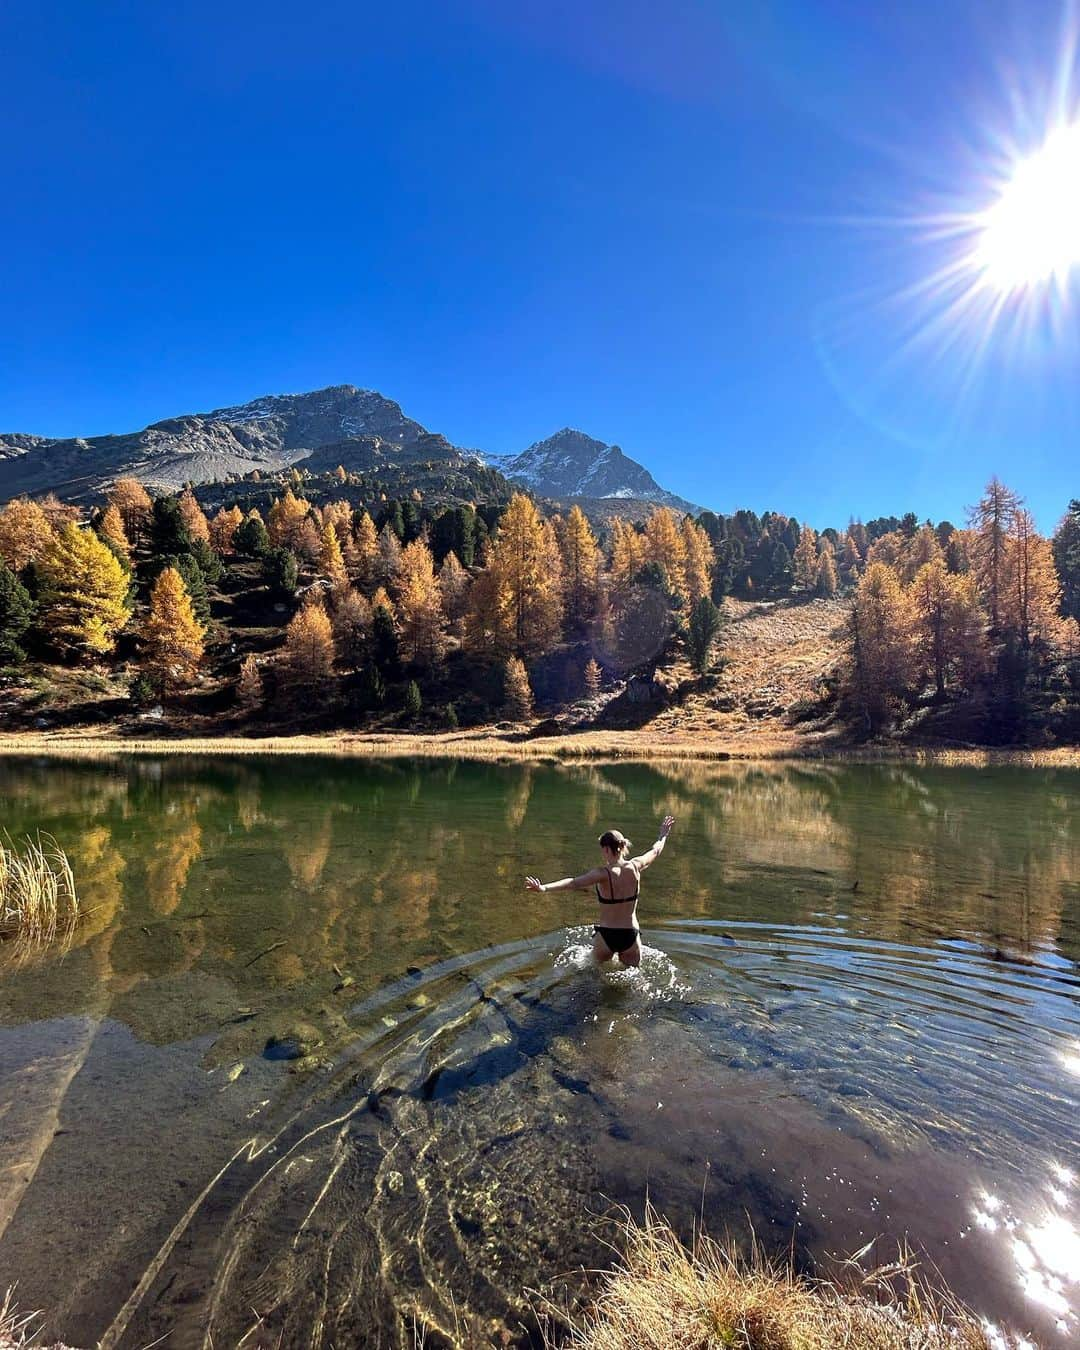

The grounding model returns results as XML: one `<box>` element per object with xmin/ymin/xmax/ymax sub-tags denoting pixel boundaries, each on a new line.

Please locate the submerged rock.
<box><xmin>263</xmin><ymin>1022</ymin><xmax>324</xmax><ymax>1061</ymax></box>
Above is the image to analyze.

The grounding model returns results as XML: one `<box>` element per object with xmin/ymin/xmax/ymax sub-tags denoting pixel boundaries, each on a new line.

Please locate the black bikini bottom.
<box><xmin>594</xmin><ymin>925</ymin><xmax>640</xmax><ymax>953</ymax></box>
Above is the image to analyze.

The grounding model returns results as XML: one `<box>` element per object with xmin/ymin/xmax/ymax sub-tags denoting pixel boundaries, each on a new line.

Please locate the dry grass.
<box><xmin>0</xmin><ymin>1289</ymin><xmax>45</xmax><ymax>1350</ymax></box>
<box><xmin>550</xmin><ymin>1211</ymin><xmax>1021</xmax><ymax>1350</ymax></box>
<box><xmin>0</xmin><ymin>728</ymin><xmax>1076</xmax><ymax>767</ymax></box>
<box><xmin>0</xmin><ymin>834</ymin><xmax>79</xmax><ymax>957</ymax></box>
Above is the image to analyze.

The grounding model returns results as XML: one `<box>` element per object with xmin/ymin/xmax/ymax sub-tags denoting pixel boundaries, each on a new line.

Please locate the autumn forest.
<box><xmin>0</xmin><ymin>469</ymin><xmax>1078</xmax><ymax>747</ymax></box>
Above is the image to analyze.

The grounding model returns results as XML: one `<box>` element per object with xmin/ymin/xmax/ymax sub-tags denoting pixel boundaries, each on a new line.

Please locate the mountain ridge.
<box><xmin>0</xmin><ymin>385</ymin><xmax>701</xmax><ymax>514</ymax></box>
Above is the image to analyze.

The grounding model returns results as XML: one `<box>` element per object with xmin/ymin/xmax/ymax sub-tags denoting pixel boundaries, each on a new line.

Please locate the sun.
<box><xmin>973</xmin><ymin>121</ymin><xmax>1080</xmax><ymax>293</ymax></box>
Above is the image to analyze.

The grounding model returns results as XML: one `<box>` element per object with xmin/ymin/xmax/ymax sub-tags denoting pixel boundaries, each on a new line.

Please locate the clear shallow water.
<box><xmin>0</xmin><ymin>757</ymin><xmax>1078</xmax><ymax>1347</ymax></box>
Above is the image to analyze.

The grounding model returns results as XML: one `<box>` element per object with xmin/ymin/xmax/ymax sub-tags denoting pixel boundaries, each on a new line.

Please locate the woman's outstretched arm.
<box><xmin>629</xmin><ymin>815</ymin><xmax>676</xmax><ymax>872</ymax></box>
<box><xmin>525</xmin><ymin>868</ymin><xmax>604</xmax><ymax>893</ymax></box>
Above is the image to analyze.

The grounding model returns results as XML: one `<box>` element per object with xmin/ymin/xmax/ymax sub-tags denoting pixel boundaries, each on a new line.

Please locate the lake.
<box><xmin>0</xmin><ymin>756</ymin><xmax>1078</xmax><ymax>1348</ymax></box>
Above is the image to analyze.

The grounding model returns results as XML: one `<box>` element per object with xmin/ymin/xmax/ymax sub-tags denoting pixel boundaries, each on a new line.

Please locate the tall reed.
<box><xmin>0</xmin><ymin>834</ymin><xmax>79</xmax><ymax>956</ymax></box>
<box><xmin>549</xmin><ymin>1207</ymin><xmax>1021</xmax><ymax>1349</ymax></box>
<box><xmin>0</xmin><ymin>1287</ymin><xmax>44</xmax><ymax>1349</ymax></box>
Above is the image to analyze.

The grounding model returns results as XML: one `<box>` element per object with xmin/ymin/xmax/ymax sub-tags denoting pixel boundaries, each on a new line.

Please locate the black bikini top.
<box><xmin>596</xmin><ymin>865</ymin><xmax>639</xmax><ymax>904</ymax></box>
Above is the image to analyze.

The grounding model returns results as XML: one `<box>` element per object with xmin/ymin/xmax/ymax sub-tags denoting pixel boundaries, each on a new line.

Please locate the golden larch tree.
<box><xmin>910</xmin><ymin>559</ymin><xmax>987</xmax><ymax>697</ymax></box>
<box><xmin>848</xmin><ymin>563</ymin><xmax>915</xmax><ymax>731</ymax></box>
<box><xmin>36</xmin><ymin>523</ymin><xmax>132</xmax><ymax>658</ymax></box>
<box><xmin>396</xmin><ymin>538</ymin><xmax>446</xmax><ymax>666</ymax></box>
<box><xmin>866</xmin><ymin>531</ymin><xmax>903</xmax><ymax>572</ymax></box>
<box><xmin>968</xmin><ymin>476</ymin><xmax>1021</xmax><ymax>631</ymax></box>
<box><xmin>0</xmin><ymin>497</ymin><xmax>54</xmax><ymax>572</ymax></box>
<box><xmin>268</xmin><ymin>488</ymin><xmax>310</xmax><ymax>549</ymax></box>
<box><xmin>503</xmin><ymin>656</ymin><xmax>534</xmax><ymax>721</ymax></box>
<box><xmin>177</xmin><ymin>488</ymin><xmax>211</xmax><ymax>545</ymax></box>
<box><xmin>558</xmin><ymin>506</ymin><xmax>601</xmax><ymax>631</ymax></box>
<box><xmin>210</xmin><ymin>505</ymin><xmax>244</xmax><ymax>554</ymax></box>
<box><xmin>352</xmin><ymin>511</ymin><xmax>379</xmax><ymax>588</ymax></box>
<box><xmin>377</xmin><ymin>523</ymin><xmax>403</xmax><ymax>591</ymax></box>
<box><xmin>681</xmin><ymin>518</ymin><xmax>715</xmax><ymax>604</ymax></box>
<box><xmin>840</xmin><ymin>533</ymin><xmax>863</xmax><ymax>581</ymax></box>
<box><xmin>97</xmin><ymin>503</ymin><xmax>131</xmax><ymax>562</ymax></box>
<box><xmin>815</xmin><ymin>545</ymin><xmax>838</xmax><ymax>597</ymax></box>
<box><xmin>319</xmin><ymin>522</ymin><xmax>349</xmax><ymax>591</ymax></box>
<box><xmin>793</xmin><ymin>524</ymin><xmax>819</xmax><ymax>590</ymax></box>
<box><xmin>279</xmin><ymin>599</ymin><xmax>335</xmax><ymax>700</ymax></box>
<box><xmin>236</xmin><ymin>653</ymin><xmax>264</xmax><ymax>711</ymax></box>
<box><xmin>898</xmin><ymin>524</ymin><xmax>944</xmax><ymax>583</ymax></box>
<box><xmin>293</xmin><ymin>516</ymin><xmax>322</xmax><ymax>564</ymax></box>
<box><xmin>331</xmin><ymin>587</ymin><xmax>371</xmax><ymax>670</ymax></box>
<box><xmin>643</xmin><ymin>507</ymin><xmax>687</xmax><ymax>598</ymax></box>
<box><xmin>488</xmin><ymin>493</ymin><xmax>563</xmax><ymax>655</ymax></box>
<box><xmin>438</xmin><ymin>550</ymin><xmax>471</xmax><ymax>634</ymax></box>
<box><xmin>463</xmin><ymin>550</ymin><xmax>503</xmax><ymax>655</ymax></box>
<box><xmin>1003</xmin><ymin>509</ymin><xmax>1064</xmax><ymax>652</ymax></box>
<box><xmin>140</xmin><ymin>566</ymin><xmax>206</xmax><ymax>693</ymax></box>
<box><xmin>108</xmin><ymin>478</ymin><xmax>153</xmax><ymax>541</ymax></box>
<box><xmin>609</xmin><ymin>518</ymin><xmax>646</xmax><ymax>596</ymax></box>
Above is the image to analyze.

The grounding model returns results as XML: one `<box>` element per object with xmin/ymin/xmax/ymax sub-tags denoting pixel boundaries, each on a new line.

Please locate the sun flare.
<box><xmin>973</xmin><ymin>122</ymin><xmax>1080</xmax><ymax>293</ymax></box>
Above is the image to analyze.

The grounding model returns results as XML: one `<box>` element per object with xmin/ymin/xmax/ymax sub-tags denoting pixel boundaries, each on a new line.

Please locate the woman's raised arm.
<box><xmin>525</xmin><ymin>868</ymin><xmax>604</xmax><ymax>893</ymax></box>
<box><xmin>629</xmin><ymin>814</ymin><xmax>676</xmax><ymax>871</ymax></box>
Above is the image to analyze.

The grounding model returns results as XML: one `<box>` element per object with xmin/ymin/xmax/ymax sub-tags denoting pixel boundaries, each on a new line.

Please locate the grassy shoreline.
<box><xmin>0</xmin><ymin>727</ymin><xmax>1077</xmax><ymax>766</ymax></box>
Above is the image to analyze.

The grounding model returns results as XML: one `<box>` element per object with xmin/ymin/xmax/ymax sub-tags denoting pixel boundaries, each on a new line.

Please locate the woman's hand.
<box><xmin>659</xmin><ymin>814</ymin><xmax>676</xmax><ymax>838</ymax></box>
<box><xmin>524</xmin><ymin>876</ymin><xmax>545</xmax><ymax>892</ymax></box>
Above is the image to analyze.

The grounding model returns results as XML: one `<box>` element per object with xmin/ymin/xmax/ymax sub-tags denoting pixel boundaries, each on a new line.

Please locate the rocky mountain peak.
<box><xmin>494</xmin><ymin>427</ymin><xmax>699</xmax><ymax>512</ymax></box>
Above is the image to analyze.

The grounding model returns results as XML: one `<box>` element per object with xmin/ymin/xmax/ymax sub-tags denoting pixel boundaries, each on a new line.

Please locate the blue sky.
<box><xmin>2</xmin><ymin>0</ymin><xmax>1077</xmax><ymax>528</ymax></box>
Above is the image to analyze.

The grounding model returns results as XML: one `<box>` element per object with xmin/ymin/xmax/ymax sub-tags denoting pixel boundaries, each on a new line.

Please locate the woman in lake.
<box><xmin>525</xmin><ymin>815</ymin><xmax>676</xmax><ymax>968</ymax></box>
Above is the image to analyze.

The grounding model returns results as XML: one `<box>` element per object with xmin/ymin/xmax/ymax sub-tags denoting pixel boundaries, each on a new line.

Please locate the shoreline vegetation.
<box><xmin>549</xmin><ymin>1213</ymin><xmax>1020</xmax><ymax>1350</ymax></box>
<box><xmin>0</xmin><ymin>727</ymin><xmax>1077</xmax><ymax>766</ymax></box>
<box><xmin>0</xmin><ymin>834</ymin><xmax>79</xmax><ymax>958</ymax></box>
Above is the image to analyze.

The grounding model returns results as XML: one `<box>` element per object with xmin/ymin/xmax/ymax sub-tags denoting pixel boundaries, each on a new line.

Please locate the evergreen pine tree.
<box><xmin>0</xmin><ymin>560</ymin><xmax>34</xmax><ymax>663</ymax></box>
<box><xmin>370</xmin><ymin>601</ymin><xmax>400</xmax><ymax>677</ymax></box>
<box><xmin>234</xmin><ymin>511</ymin><xmax>271</xmax><ymax>557</ymax></box>
<box><xmin>404</xmin><ymin>679</ymin><xmax>422</xmax><ymax>720</ymax></box>
<box><xmin>262</xmin><ymin>547</ymin><xmax>299</xmax><ymax>598</ymax></box>
<box><xmin>1052</xmin><ymin>500</ymin><xmax>1080</xmax><ymax>622</ymax></box>
<box><xmin>149</xmin><ymin>496</ymin><xmax>193</xmax><ymax>558</ymax></box>
<box><xmin>687</xmin><ymin>596</ymin><xmax>724</xmax><ymax>674</ymax></box>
